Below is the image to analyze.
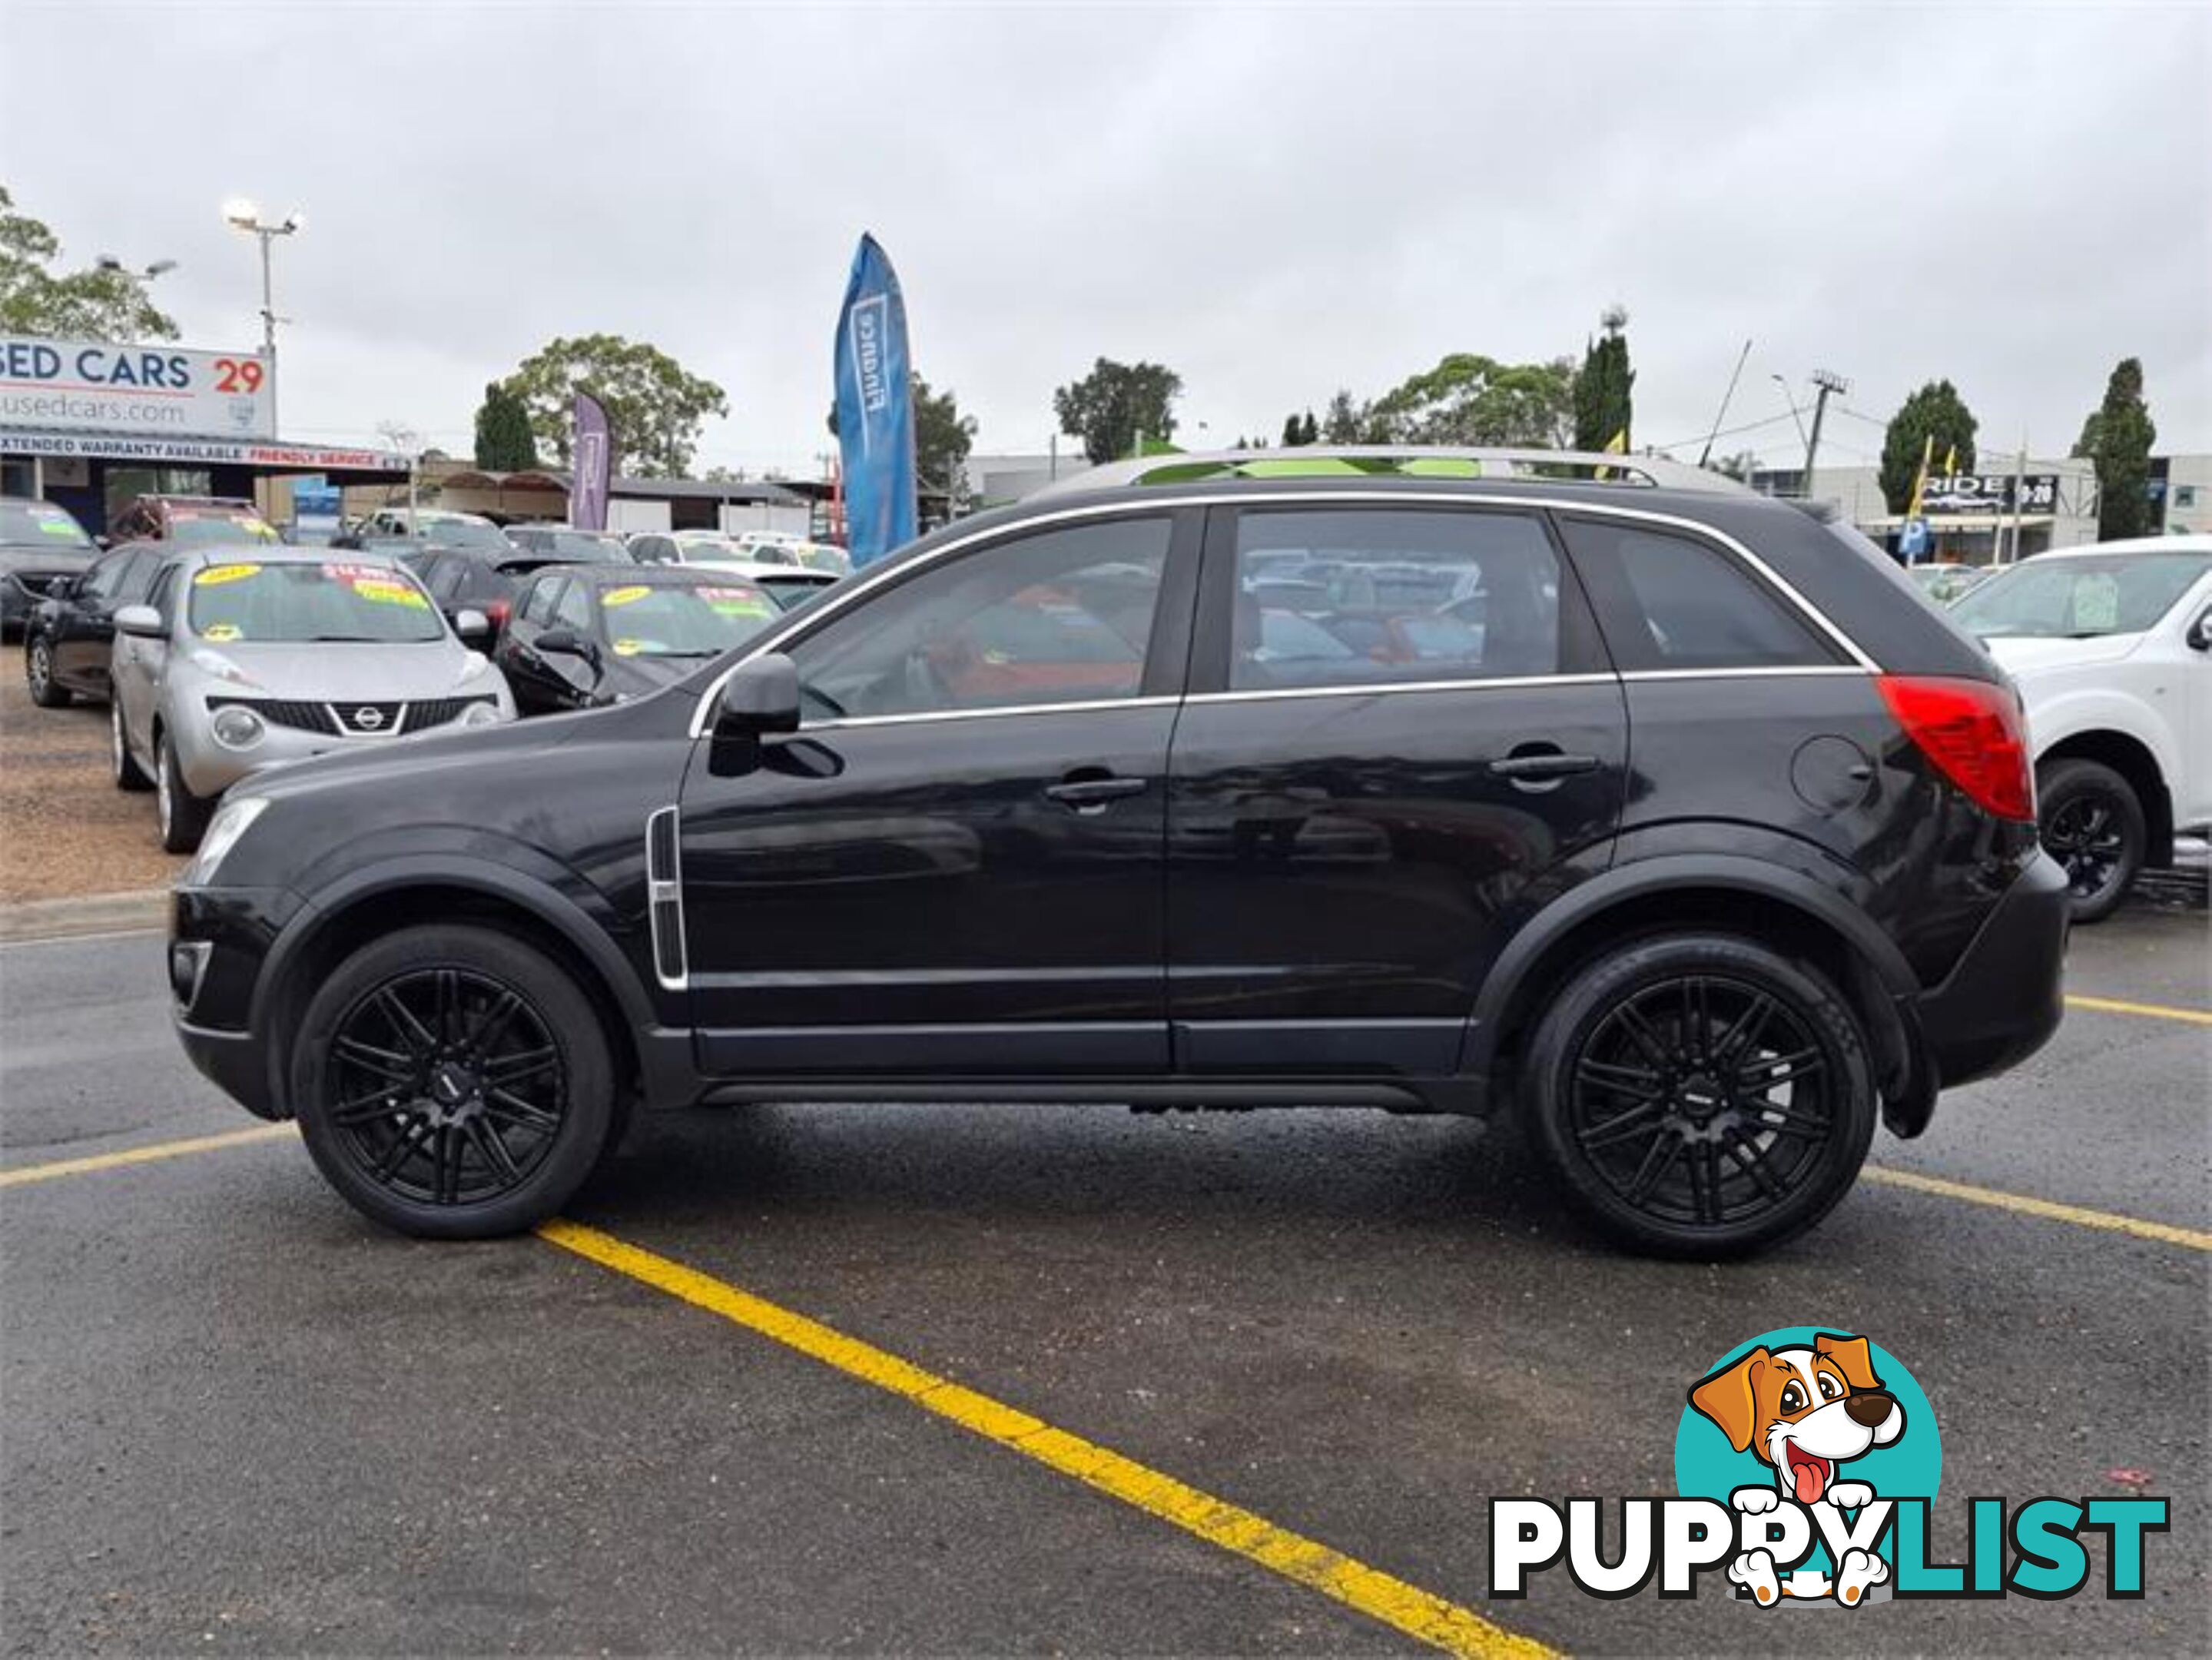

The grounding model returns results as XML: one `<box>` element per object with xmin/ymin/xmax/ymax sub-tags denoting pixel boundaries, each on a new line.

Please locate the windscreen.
<box><xmin>169</xmin><ymin>512</ymin><xmax>280</xmax><ymax>546</ymax></box>
<box><xmin>0</xmin><ymin>500</ymin><xmax>93</xmax><ymax>550</ymax></box>
<box><xmin>599</xmin><ymin>581</ymin><xmax>778</xmax><ymax>656</ymax></box>
<box><xmin>420</xmin><ymin>518</ymin><xmax>510</xmax><ymax>550</ymax></box>
<box><xmin>187</xmin><ymin>560</ymin><xmax>446</xmax><ymax>644</ymax></box>
<box><xmin>551</xmin><ymin>531</ymin><xmax>632</xmax><ymax>562</ymax></box>
<box><xmin>1950</xmin><ymin>551</ymin><xmax>2212</xmax><ymax>639</ymax></box>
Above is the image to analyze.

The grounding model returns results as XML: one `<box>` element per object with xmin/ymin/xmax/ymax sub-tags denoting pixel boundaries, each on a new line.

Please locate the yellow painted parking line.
<box><xmin>537</xmin><ymin>1218</ymin><xmax>1557</xmax><ymax>1660</ymax></box>
<box><xmin>1862</xmin><ymin>1164</ymin><xmax>2212</xmax><ymax>1252</ymax></box>
<box><xmin>2065</xmin><ymin>993</ymin><xmax>2212</xmax><ymax>1028</ymax></box>
<box><xmin>0</xmin><ymin>1122</ymin><xmax>295</xmax><ymax>1187</ymax></box>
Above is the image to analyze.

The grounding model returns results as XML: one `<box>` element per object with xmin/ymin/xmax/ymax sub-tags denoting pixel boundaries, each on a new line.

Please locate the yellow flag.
<box><xmin>1603</xmin><ymin>429</ymin><xmax>1628</xmax><ymax>455</ymax></box>
<box><xmin>1907</xmin><ymin>433</ymin><xmax>1935</xmax><ymax>519</ymax></box>
<box><xmin>1942</xmin><ymin>443</ymin><xmax>1958</xmax><ymax>476</ymax></box>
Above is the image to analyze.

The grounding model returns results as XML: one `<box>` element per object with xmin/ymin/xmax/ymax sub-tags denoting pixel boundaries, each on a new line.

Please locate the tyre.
<box><xmin>292</xmin><ymin>924</ymin><xmax>617</xmax><ymax>1239</ymax></box>
<box><xmin>111</xmin><ymin>696</ymin><xmax>151</xmax><ymax>791</ymax></box>
<box><xmin>1524</xmin><ymin>933</ymin><xmax>1878</xmax><ymax>1259</ymax></box>
<box><xmin>155</xmin><ymin>732</ymin><xmax>214</xmax><ymax>854</ymax></box>
<box><xmin>2037</xmin><ymin>758</ymin><xmax>2144</xmax><ymax>925</ymax></box>
<box><xmin>25</xmin><ymin>635</ymin><xmax>71</xmax><ymax>708</ymax></box>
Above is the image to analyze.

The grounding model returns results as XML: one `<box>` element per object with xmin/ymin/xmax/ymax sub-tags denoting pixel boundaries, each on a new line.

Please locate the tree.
<box><xmin>1280</xmin><ymin>410</ymin><xmax>1319</xmax><ymax>447</ymax></box>
<box><xmin>1879</xmin><ymin>380</ymin><xmax>1979</xmax><ymax>513</ymax></box>
<box><xmin>1572</xmin><ymin>306</ymin><xmax>1635</xmax><ymax>451</ymax></box>
<box><xmin>1362</xmin><ymin>353</ymin><xmax>1577</xmax><ymax>447</ymax></box>
<box><xmin>1052</xmin><ymin>357</ymin><xmax>1182</xmax><ymax>464</ymax></box>
<box><xmin>0</xmin><ymin>185</ymin><xmax>178</xmax><ymax>340</ymax></box>
<box><xmin>1320</xmin><ymin>389</ymin><xmax>1365</xmax><ymax>443</ymax></box>
<box><xmin>2073</xmin><ymin>357</ymin><xmax>2157</xmax><ymax>541</ymax></box>
<box><xmin>472</xmin><ymin>381</ymin><xmax>539</xmax><ymax>471</ymax></box>
<box><xmin>826</xmin><ymin>371</ymin><xmax>980</xmax><ymax>512</ymax></box>
<box><xmin>505</xmin><ymin>334</ymin><xmax>728</xmax><ymax>476</ymax></box>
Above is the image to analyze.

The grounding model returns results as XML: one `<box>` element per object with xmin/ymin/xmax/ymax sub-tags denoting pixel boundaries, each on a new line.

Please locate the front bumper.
<box><xmin>1909</xmin><ymin>849</ymin><xmax>2071</xmax><ymax>1091</ymax></box>
<box><xmin>170</xmin><ymin>885</ymin><xmax>302</xmax><ymax>1120</ymax></box>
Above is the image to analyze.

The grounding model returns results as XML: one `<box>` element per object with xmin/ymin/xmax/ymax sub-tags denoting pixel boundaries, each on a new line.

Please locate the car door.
<box><xmin>1163</xmin><ymin>500</ymin><xmax>1628</xmax><ymax>1075</ymax></box>
<box><xmin>676</xmin><ymin>508</ymin><xmax>1199</xmax><ymax>1077</ymax></box>
<box><xmin>529</xmin><ymin>579</ymin><xmax>605</xmax><ymax>710</ymax></box>
<box><xmin>112</xmin><ymin>560</ymin><xmax>182</xmax><ymax>762</ymax></box>
<box><xmin>51</xmin><ymin>547</ymin><xmax>147</xmax><ymax>693</ymax></box>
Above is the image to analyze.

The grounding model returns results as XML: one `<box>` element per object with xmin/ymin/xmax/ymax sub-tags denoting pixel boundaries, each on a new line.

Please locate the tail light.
<box><xmin>1876</xmin><ymin>675</ymin><xmax>2035</xmax><ymax>822</ymax></box>
<box><xmin>484</xmin><ymin>599</ymin><xmax>510</xmax><ymax>629</ymax></box>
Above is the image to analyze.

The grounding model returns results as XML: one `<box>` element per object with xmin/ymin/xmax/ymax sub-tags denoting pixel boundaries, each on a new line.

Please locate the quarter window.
<box><xmin>519</xmin><ymin>577</ymin><xmax>559</xmax><ymax>626</ymax></box>
<box><xmin>1560</xmin><ymin>517</ymin><xmax>1840</xmax><ymax>672</ymax></box>
<box><xmin>1230</xmin><ymin>508</ymin><xmax>1566</xmax><ymax>690</ymax></box>
<box><xmin>787</xmin><ymin>516</ymin><xmax>1172</xmax><ymax>719</ymax></box>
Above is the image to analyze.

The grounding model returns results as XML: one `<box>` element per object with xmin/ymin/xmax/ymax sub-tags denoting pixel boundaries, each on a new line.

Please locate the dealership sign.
<box><xmin>1919</xmin><ymin>473</ymin><xmax>2060</xmax><ymax>514</ymax></box>
<box><xmin>0</xmin><ymin>337</ymin><xmax>275</xmax><ymax>439</ymax></box>
<box><xmin>0</xmin><ymin>428</ymin><xmax>406</xmax><ymax>472</ymax></box>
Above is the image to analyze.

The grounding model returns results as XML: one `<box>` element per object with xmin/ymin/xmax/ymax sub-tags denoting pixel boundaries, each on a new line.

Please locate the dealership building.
<box><xmin>0</xmin><ymin>335</ymin><xmax>410</xmax><ymax>536</ymax></box>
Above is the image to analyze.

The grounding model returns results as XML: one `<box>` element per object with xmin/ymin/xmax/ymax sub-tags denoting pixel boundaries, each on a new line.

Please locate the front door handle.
<box><xmin>1045</xmin><ymin>773</ymin><xmax>1148</xmax><ymax>811</ymax></box>
<box><xmin>1490</xmin><ymin>749</ymin><xmax>1600</xmax><ymax>782</ymax></box>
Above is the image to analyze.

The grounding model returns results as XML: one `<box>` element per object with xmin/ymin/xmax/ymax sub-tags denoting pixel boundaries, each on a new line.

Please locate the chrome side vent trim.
<box><xmin>645</xmin><ymin>805</ymin><xmax>687</xmax><ymax>991</ymax></box>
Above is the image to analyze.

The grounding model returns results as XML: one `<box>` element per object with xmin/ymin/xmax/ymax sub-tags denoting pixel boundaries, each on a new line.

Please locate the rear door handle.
<box><xmin>1490</xmin><ymin>752</ymin><xmax>1601</xmax><ymax>783</ymax></box>
<box><xmin>1044</xmin><ymin>775</ymin><xmax>1148</xmax><ymax>809</ymax></box>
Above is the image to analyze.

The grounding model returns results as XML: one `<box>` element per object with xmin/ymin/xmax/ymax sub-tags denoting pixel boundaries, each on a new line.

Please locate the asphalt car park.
<box><xmin>2</xmin><ymin>901</ymin><xmax>2204</xmax><ymax>1656</ymax></box>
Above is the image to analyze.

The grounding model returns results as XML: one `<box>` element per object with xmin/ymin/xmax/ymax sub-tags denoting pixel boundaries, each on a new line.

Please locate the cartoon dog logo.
<box><xmin>1689</xmin><ymin>1332</ymin><xmax>1905</xmax><ymax>1606</ymax></box>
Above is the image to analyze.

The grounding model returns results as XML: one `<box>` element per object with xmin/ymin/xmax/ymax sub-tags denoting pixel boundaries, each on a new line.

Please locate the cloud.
<box><xmin>8</xmin><ymin>1</ymin><xmax>2205</xmax><ymax>473</ymax></box>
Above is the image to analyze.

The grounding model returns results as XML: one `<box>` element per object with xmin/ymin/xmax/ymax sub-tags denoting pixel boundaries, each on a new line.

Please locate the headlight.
<box><xmin>182</xmin><ymin>796</ymin><xmax>269</xmax><ymax>886</ymax></box>
<box><xmin>190</xmin><ymin>646</ymin><xmax>257</xmax><ymax>686</ymax></box>
<box><xmin>209</xmin><ymin>705</ymin><xmax>265</xmax><ymax>749</ymax></box>
<box><xmin>459</xmin><ymin>699</ymin><xmax>504</xmax><ymax>728</ymax></box>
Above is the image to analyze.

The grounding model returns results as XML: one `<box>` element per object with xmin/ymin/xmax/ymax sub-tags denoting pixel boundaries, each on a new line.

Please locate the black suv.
<box><xmin>167</xmin><ymin>451</ymin><xmax>2068</xmax><ymax>1257</ymax></box>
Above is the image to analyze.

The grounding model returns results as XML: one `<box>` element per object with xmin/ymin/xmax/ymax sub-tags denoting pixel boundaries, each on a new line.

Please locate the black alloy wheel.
<box><xmin>294</xmin><ymin>925</ymin><xmax>618</xmax><ymax>1237</ymax></box>
<box><xmin>2037</xmin><ymin>758</ymin><xmax>2144</xmax><ymax>925</ymax></box>
<box><xmin>323</xmin><ymin>965</ymin><xmax>567</xmax><ymax>1207</ymax></box>
<box><xmin>1527</xmin><ymin>934</ymin><xmax>1875</xmax><ymax>1257</ymax></box>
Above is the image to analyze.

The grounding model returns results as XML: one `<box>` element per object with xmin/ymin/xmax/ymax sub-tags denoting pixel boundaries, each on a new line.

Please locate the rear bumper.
<box><xmin>1909</xmin><ymin>850</ymin><xmax>2071</xmax><ymax>1091</ymax></box>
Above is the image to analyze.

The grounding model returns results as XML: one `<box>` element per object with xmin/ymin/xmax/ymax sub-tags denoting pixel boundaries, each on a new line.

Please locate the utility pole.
<box><xmin>221</xmin><ymin>201</ymin><xmax>303</xmax><ymax>434</ymax></box>
<box><xmin>1802</xmin><ymin>369</ymin><xmax>1849</xmax><ymax>501</ymax></box>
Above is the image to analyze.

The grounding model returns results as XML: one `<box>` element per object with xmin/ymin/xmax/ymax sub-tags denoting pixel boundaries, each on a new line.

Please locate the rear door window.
<box><xmin>1226</xmin><ymin>507</ymin><xmax>1574</xmax><ymax>690</ymax></box>
<box><xmin>1559</xmin><ymin>517</ymin><xmax>1842</xmax><ymax>672</ymax></box>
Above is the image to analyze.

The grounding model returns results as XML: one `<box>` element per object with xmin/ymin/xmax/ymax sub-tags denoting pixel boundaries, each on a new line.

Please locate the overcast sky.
<box><xmin>8</xmin><ymin>2</ymin><xmax>2207</xmax><ymax>478</ymax></box>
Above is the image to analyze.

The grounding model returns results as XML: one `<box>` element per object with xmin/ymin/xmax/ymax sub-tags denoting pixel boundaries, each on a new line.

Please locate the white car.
<box><xmin>1948</xmin><ymin>535</ymin><xmax>2212</xmax><ymax>920</ymax></box>
<box><xmin>675</xmin><ymin>556</ymin><xmax>840</xmax><ymax>612</ymax></box>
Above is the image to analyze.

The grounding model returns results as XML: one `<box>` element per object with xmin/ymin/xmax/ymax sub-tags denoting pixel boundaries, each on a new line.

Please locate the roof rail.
<box><xmin>1027</xmin><ymin>445</ymin><xmax>1753</xmax><ymax>499</ymax></box>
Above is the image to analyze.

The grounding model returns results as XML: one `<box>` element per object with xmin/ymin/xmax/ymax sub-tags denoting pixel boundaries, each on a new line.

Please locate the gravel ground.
<box><xmin>0</xmin><ymin>646</ymin><xmax>186</xmax><ymax>903</ymax></box>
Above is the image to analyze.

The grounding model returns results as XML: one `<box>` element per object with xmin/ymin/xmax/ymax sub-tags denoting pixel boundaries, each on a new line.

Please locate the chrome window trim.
<box><xmin>645</xmin><ymin>804</ymin><xmax>687</xmax><ymax>992</ymax></box>
<box><xmin>1616</xmin><ymin>665</ymin><xmax>1871</xmax><ymax>682</ymax></box>
<box><xmin>1184</xmin><ymin>672</ymin><xmax>1617</xmax><ymax>707</ymax></box>
<box><xmin>688</xmin><ymin>490</ymin><xmax>1878</xmax><ymax>736</ymax></box>
<box><xmin>804</xmin><ymin>694</ymin><xmax>1180</xmax><ymax>734</ymax></box>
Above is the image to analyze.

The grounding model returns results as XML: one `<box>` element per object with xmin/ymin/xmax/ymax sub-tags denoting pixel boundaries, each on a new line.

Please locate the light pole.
<box><xmin>221</xmin><ymin>199</ymin><xmax>303</xmax><ymax>433</ymax></box>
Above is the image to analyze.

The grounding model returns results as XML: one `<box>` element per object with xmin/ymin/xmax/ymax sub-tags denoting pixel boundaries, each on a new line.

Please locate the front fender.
<box><xmin>2021</xmin><ymin>682</ymin><xmax>2182</xmax><ymax>782</ymax></box>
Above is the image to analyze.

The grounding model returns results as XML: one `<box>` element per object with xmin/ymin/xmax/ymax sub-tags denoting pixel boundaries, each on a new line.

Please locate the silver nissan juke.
<box><xmin>109</xmin><ymin>546</ymin><xmax>517</xmax><ymax>852</ymax></box>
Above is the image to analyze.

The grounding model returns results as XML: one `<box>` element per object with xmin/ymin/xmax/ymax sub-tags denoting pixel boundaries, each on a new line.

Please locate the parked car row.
<box><xmin>12</xmin><ymin>497</ymin><xmax>852</xmax><ymax>856</ymax></box>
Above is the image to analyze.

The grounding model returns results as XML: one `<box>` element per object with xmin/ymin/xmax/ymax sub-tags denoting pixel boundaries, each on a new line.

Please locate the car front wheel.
<box><xmin>25</xmin><ymin>636</ymin><xmax>70</xmax><ymax>708</ymax></box>
<box><xmin>1524</xmin><ymin>933</ymin><xmax>1877</xmax><ymax>1259</ymax></box>
<box><xmin>155</xmin><ymin>732</ymin><xmax>214</xmax><ymax>853</ymax></box>
<box><xmin>2038</xmin><ymin>757</ymin><xmax>2144</xmax><ymax>925</ymax></box>
<box><xmin>292</xmin><ymin>925</ymin><xmax>618</xmax><ymax>1239</ymax></box>
<box><xmin>111</xmin><ymin>696</ymin><xmax>151</xmax><ymax>791</ymax></box>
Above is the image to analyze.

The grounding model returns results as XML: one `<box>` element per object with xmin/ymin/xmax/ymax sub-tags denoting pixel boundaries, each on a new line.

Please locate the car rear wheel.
<box><xmin>2037</xmin><ymin>758</ymin><xmax>2144</xmax><ymax>925</ymax></box>
<box><xmin>25</xmin><ymin>636</ymin><xmax>70</xmax><ymax>707</ymax></box>
<box><xmin>155</xmin><ymin>732</ymin><xmax>214</xmax><ymax>853</ymax></box>
<box><xmin>111</xmin><ymin>696</ymin><xmax>151</xmax><ymax>791</ymax></box>
<box><xmin>293</xmin><ymin>925</ymin><xmax>616</xmax><ymax>1239</ymax></box>
<box><xmin>1524</xmin><ymin>933</ymin><xmax>1877</xmax><ymax>1259</ymax></box>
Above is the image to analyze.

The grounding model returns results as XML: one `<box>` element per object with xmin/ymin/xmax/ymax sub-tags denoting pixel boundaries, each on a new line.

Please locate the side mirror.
<box><xmin>94</xmin><ymin>535</ymin><xmax>113</xmax><ymax>551</ymax></box>
<box><xmin>711</xmin><ymin>652</ymin><xmax>801</xmax><ymax>736</ymax></box>
<box><xmin>2187</xmin><ymin>606</ymin><xmax>2212</xmax><ymax>652</ymax></box>
<box><xmin>536</xmin><ymin>627</ymin><xmax>599</xmax><ymax>664</ymax></box>
<box><xmin>114</xmin><ymin>603</ymin><xmax>164</xmax><ymax>639</ymax></box>
<box><xmin>453</xmin><ymin>607</ymin><xmax>494</xmax><ymax>644</ymax></box>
